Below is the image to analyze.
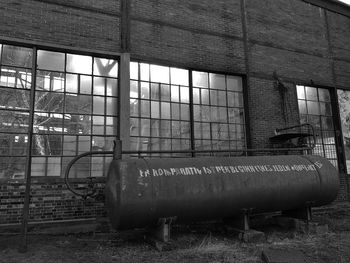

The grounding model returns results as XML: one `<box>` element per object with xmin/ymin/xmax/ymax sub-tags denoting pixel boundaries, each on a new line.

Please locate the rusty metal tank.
<box><xmin>105</xmin><ymin>155</ymin><xmax>339</xmax><ymax>230</ymax></box>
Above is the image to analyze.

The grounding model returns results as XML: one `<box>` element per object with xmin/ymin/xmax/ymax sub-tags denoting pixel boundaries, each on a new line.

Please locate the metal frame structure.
<box><xmin>297</xmin><ymin>85</ymin><xmax>340</xmax><ymax>169</ymax></box>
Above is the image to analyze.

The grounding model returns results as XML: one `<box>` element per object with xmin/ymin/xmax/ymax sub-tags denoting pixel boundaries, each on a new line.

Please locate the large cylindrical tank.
<box><xmin>105</xmin><ymin>155</ymin><xmax>339</xmax><ymax>230</ymax></box>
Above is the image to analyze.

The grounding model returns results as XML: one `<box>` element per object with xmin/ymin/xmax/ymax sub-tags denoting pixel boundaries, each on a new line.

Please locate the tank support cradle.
<box><xmin>275</xmin><ymin>206</ymin><xmax>317</xmax><ymax>233</ymax></box>
<box><xmin>282</xmin><ymin>206</ymin><xmax>312</xmax><ymax>221</ymax></box>
<box><xmin>226</xmin><ymin>210</ymin><xmax>266</xmax><ymax>243</ymax></box>
<box><xmin>146</xmin><ymin>217</ymin><xmax>175</xmax><ymax>251</ymax></box>
<box><xmin>153</xmin><ymin>217</ymin><xmax>174</xmax><ymax>242</ymax></box>
<box><xmin>226</xmin><ymin>211</ymin><xmax>250</xmax><ymax>231</ymax></box>
<box><xmin>226</xmin><ymin>209</ymin><xmax>251</xmax><ymax>231</ymax></box>
<box><xmin>276</xmin><ymin>205</ymin><xmax>329</xmax><ymax>234</ymax></box>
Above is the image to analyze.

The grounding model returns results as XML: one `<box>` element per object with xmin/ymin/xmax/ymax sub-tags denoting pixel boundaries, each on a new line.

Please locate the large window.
<box><xmin>297</xmin><ymin>85</ymin><xmax>338</xmax><ymax>167</ymax></box>
<box><xmin>130</xmin><ymin>62</ymin><xmax>246</xmax><ymax>157</ymax></box>
<box><xmin>0</xmin><ymin>44</ymin><xmax>32</xmax><ymax>179</ymax></box>
<box><xmin>0</xmin><ymin>44</ymin><xmax>246</xmax><ymax>178</ymax></box>
<box><xmin>192</xmin><ymin>71</ymin><xmax>245</xmax><ymax>152</ymax></box>
<box><xmin>130</xmin><ymin>63</ymin><xmax>191</xmax><ymax>156</ymax></box>
<box><xmin>0</xmin><ymin>44</ymin><xmax>119</xmax><ymax>179</ymax></box>
<box><xmin>33</xmin><ymin>51</ymin><xmax>118</xmax><ymax>178</ymax></box>
<box><xmin>337</xmin><ymin>89</ymin><xmax>350</xmax><ymax>174</ymax></box>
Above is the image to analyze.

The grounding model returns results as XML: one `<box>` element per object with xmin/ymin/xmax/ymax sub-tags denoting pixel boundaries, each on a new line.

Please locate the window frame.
<box><xmin>335</xmin><ymin>87</ymin><xmax>350</xmax><ymax>174</ymax></box>
<box><xmin>296</xmin><ymin>83</ymin><xmax>347</xmax><ymax>173</ymax></box>
<box><xmin>129</xmin><ymin>60</ymin><xmax>250</xmax><ymax>158</ymax></box>
<box><xmin>0</xmin><ymin>42</ymin><xmax>251</xmax><ymax>181</ymax></box>
<box><xmin>0</xmin><ymin>42</ymin><xmax>120</xmax><ymax>181</ymax></box>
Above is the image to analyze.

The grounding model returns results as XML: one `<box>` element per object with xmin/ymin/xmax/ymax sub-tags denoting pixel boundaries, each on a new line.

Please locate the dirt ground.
<box><xmin>0</xmin><ymin>203</ymin><xmax>350</xmax><ymax>263</ymax></box>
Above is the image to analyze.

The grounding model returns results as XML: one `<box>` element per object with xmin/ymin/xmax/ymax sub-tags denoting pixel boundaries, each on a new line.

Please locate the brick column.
<box><xmin>118</xmin><ymin>53</ymin><xmax>130</xmax><ymax>152</ymax></box>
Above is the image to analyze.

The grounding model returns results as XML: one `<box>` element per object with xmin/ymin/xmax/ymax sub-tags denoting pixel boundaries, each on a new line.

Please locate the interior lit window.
<box><xmin>193</xmin><ymin>72</ymin><xmax>245</xmax><ymax>153</ymax></box>
<box><xmin>130</xmin><ymin>62</ymin><xmax>246</xmax><ymax>157</ymax></box>
<box><xmin>337</xmin><ymin>89</ymin><xmax>350</xmax><ymax>173</ymax></box>
<box><xmin>297</xmin><ymin>85</ymin><xmax>338</xmax><ymax>168</ymax></box>
<box><xmin>0</xmin><ymin>43</ymin><xmax>119</xmax><ymax>179</ymax></box>
<box><xmin>32</xmin><ymin>51</ymin><xmax>118</xmax><ymax>178</ymax></box>
<box><xmin>0</xmin><ymin>44</ymin><xmax>32</xmax><ymax>179</ymax></box>
<box><xmin>130</xmin><ymin>62</ymin><xmax>191</xmax><ymax>157</ymax></box>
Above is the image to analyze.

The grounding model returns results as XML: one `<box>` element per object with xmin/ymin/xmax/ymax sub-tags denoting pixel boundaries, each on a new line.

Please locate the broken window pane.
<box><xmin>0</xmin><ymin>110</ymin><xmax>29</xmax><ymax>133</ymax></box>
<box><xmin>0</xmin><ymin>88</ymin><xmax>30</xmax><ymax>110</ymax></box>
<box><xmin>2</xmin><ymin>45</ymin><xmax>32</xmax><ymax>68</ymax></box>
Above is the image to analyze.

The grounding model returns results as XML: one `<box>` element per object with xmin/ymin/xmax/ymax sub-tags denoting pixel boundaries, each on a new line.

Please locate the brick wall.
<box><xmin>131</xmin><ymin>0</ymin><xmax>243</xmax><ymax>37</ymax></box>
<box><xmin>327</xmin><ymin>12</ymin><xmax>350</xmax><ymax>61</ymax></box>
<box><xmin>246</xmin><ymin>0</ymin><xmax>331</xmax><ymax>147</ymax></box>
<box><xmin>334</xmin><ymin>60</ymin><xmax>350</xmax><ymax>87</ymax></box>
<box><xmin>248</xmin><ymin>77</ymin><xmax>300</xmax><ymax>148</ymax></box>
<box><xmin>336</xmin><ymin>174</ymin><xmax>350</xmax><ymax>202</ymax></box>
<box><xmin>130</xmin><ymin>0</ymin><xmax>245</xmax><ymax>73</ymax></box>
<box><xmin>245</xmin><ymin>0</ymin><xmax>342</xmax><ymax>148</ymax></box>
<box><xmin>130</xmin><ymin>20</ymin><xmax>245</xmax><ymax>73</ymax></box>
<box><xmin>0</xmin><ymin>179</ymin><xmax>106</xmax><ymax>225</ymax></box>
<box><xmin>326</xmin><ymin>11</ymin><xmax>350</xmax><ymax>88</ymax></box>
<box><xmin>0</xmin><ymin>0</ymin><xmax>121</xmax><ymax>53</ymax></box>
<box><xmin>246</xmin><ymin>0</ymin><xmax>329</xmax><ymax>57</ymax></box>
<box><xmin>249</xmin><ymin>44</ymin><xmax>333</xmax><ymax>85</ymax></box>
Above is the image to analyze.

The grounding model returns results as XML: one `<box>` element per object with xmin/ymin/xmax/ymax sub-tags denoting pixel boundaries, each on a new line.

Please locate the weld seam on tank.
<box><xmin>300</xmin><ymin>155</ymin><xmax>324</xmax><ymax>206</ymax></box>
<box><xmin>302</xmin><ymin>155</ymin><xmax>339</xmax><ymax>203</ymax></box>
<box><xmin>300</xmin><ymin>155</ymin><xmax>323</xmax><ymax>192</ymax></box>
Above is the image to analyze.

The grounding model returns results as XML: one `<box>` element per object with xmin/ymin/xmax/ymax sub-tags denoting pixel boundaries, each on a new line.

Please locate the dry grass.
<box><xmin>176</xmin><ymin>233</ymin><xmax>261</xmax><ymax>263</ymax></box>
<box><xmin>1</xmin><ymin>204</ymin><xmax>350</xmax><ymax>263</ymax></box>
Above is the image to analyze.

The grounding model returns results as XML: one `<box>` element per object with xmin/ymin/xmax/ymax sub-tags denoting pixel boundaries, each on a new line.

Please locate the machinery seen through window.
<box><xmin>297</xmin><ymin>85</ymin><xmax>338</xmax><ymax>168</ymax></box>
<box><xmin>0</xmin><ymin>44</ymin><xmax>119</xmax><ymax>179</ymax></box>
<box><xmin>0</xmin><ymin>43</ymin><xmax>247</xmax><ymax>179</ymax></box>
<box><xmin>129</xmin><ymin>62</ymin><xmax>246</xmax><ymax>157</ymax></box>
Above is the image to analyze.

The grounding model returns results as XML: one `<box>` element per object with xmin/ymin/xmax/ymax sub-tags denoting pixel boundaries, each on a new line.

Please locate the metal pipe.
<box><xmin>275</xmin><ymin>123</ymin><xmax>316</xmax><ymax>149</ymax></box>
<box><xmin>20</xmin><ymin>47</ymin><xmax>37</xmax><ymax>253</ymax></box>
<box><xmin>122</xmin><ymin>147</ymin><xmax>313</xmax><ymax>154</ymax></box>
<box><xmin>275</xmin><ymin>123</ymin><xmax>314</xmax><ymax>133</ymax></box>
<box><xmin>64</xmin><ymin>151</ymin><xmax>114</xmax><ymax>198</ymax></box>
